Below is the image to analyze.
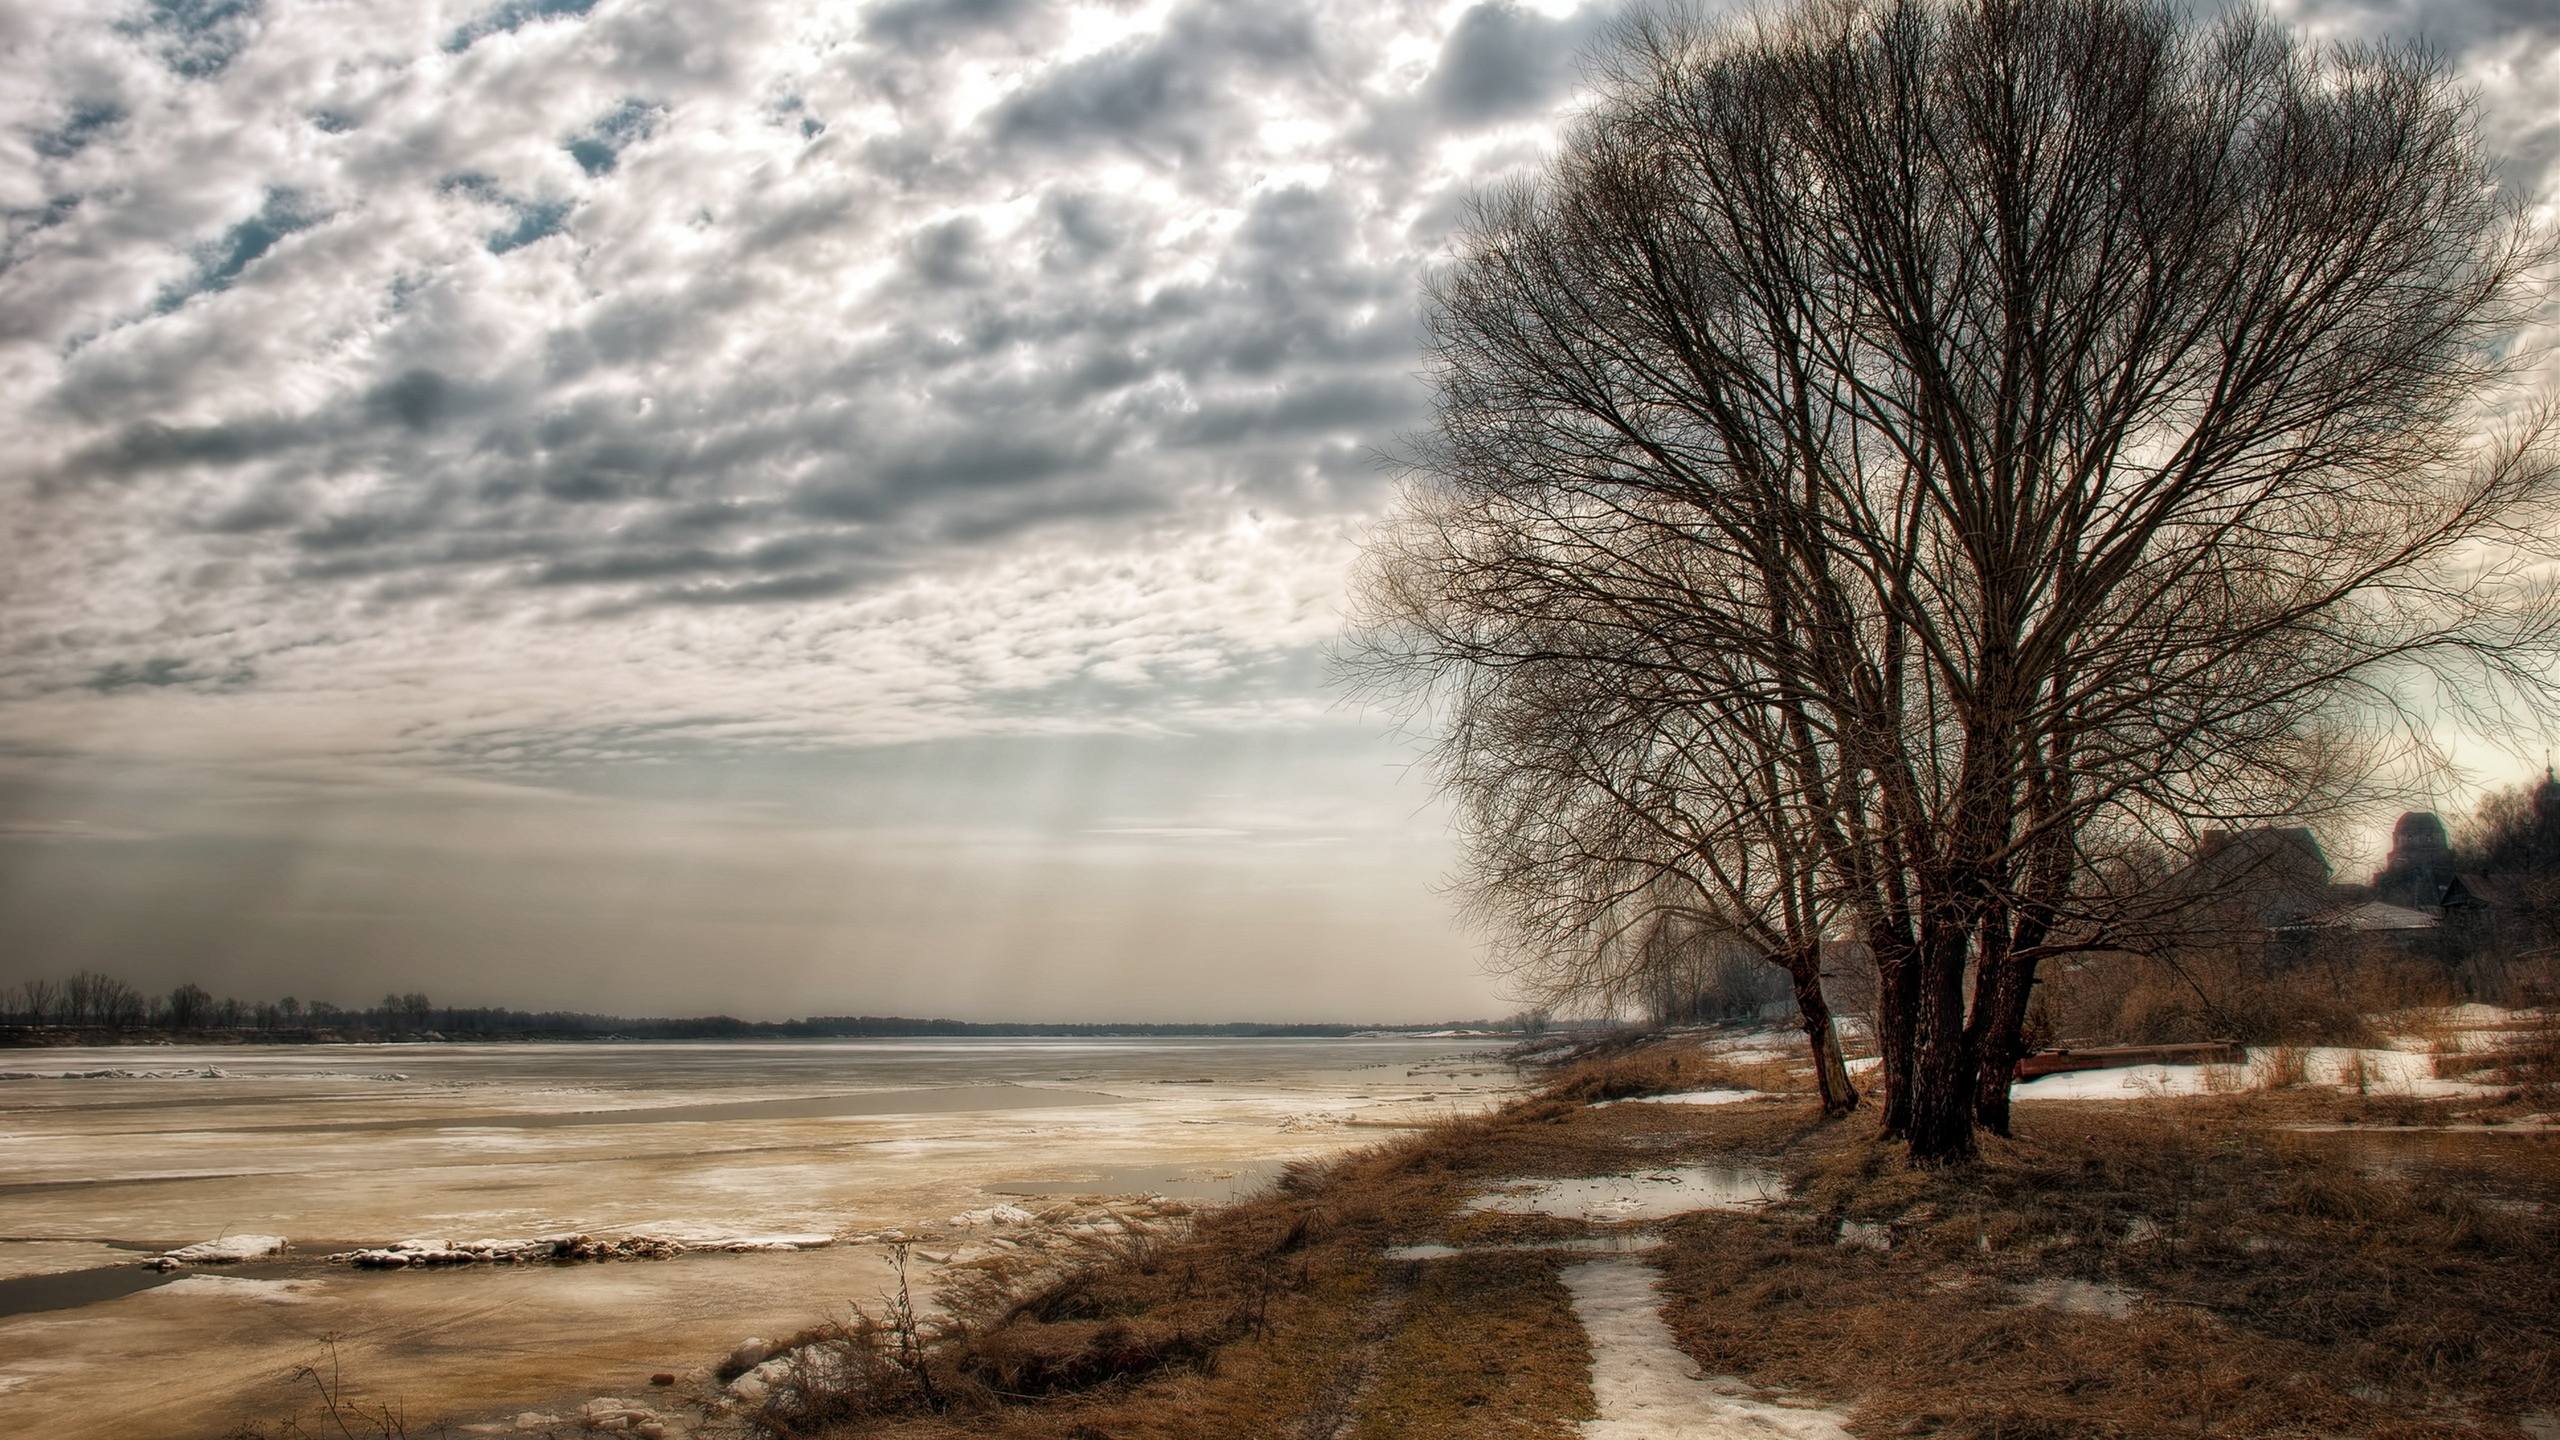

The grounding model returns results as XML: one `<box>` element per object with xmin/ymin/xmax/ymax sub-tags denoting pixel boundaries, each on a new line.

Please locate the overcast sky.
<box><xmin>2</xmin><ymin>0</ymin><xmax>2554</xmax><ymax>1021</ymax></box>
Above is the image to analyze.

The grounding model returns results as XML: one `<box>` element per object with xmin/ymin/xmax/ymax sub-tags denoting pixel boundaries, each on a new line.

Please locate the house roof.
<box><xmin>2293</xmin><ymin>900</ymin><xmax>2439</xmax><ymax>933</ymax></box>
<box><xmin>2442</xmin><ymin>873</ymin><xmax>2521</xmax><ymax>908</ymax></box>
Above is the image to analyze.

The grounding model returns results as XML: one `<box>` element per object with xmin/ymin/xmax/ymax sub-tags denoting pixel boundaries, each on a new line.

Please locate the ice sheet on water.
<box><xmin>158</xmin><ymin>1235</ymin><xmax>287</xmax><ymax>1264</ymax></box>
<box><xmin>151</xmin><ymin>1276</ymin><xmax>318</xmax><ymax>1303</ymax></box>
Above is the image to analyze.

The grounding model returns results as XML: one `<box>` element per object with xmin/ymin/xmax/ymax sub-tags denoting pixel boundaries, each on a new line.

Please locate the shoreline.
<box><xmin>572</xmin><ymin>1022</ymin><xmax>2557</xmax><ymax>1440</ymax></box>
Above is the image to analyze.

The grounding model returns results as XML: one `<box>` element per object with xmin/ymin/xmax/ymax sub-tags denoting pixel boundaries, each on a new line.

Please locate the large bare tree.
<box><xmin>1348</xmin><ymin>0</ymin><xmax>2559</xmax><ymax>1162</ymax></box>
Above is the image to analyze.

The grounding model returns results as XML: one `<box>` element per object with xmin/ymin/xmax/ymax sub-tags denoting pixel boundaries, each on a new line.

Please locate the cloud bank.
<box><xmin>0</xmin><ymin>0</ymin><xmax>2548</xmax><ymax>1016</ymax></box>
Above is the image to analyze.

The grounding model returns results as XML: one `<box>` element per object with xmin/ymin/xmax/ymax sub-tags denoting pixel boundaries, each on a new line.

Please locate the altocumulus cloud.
<box><xmin>0</xmin><ymin>0</ymin><xmax>2549</xmax><ymax>823</ymax></box>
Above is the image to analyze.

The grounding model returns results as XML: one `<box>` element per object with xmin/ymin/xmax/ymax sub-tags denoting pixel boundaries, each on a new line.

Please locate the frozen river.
<box><xmin>0</xmin><ymin>1035</ymin><xmax>1518</xmax><ymax>1437</ymax></box>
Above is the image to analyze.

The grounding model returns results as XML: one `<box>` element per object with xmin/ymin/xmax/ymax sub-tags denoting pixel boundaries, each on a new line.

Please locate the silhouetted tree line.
<box><xmin>2451</xmin><ymin>774</ymin><xmax>2560</xmax><ymax>960</ymax></box>
<box><xmin>0</xmin><ymin>974</ymin><xmax>1513</xmax><ymax>1042</ymax></box>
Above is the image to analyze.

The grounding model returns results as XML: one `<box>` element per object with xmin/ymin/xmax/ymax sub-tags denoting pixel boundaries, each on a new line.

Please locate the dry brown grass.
<box><xmin>1347</xmin><ymin>1251</ymin><xmax>1588</xmax><ymax>1440</ymax></box>
<box><xmin>772</xmin><ymin>1034</ymin><xmax>2555</xmax><ymax>1440</ymax></box>
<box><xmin>2254</xmin><ymin>1043</ymin><xmax>2309</xmax><ymax>1090</ymax></box>
<box><xmin>1663</xmin><ymin>1093</ymin><xmax>2560</xmax><ymax>1438</ymax></box>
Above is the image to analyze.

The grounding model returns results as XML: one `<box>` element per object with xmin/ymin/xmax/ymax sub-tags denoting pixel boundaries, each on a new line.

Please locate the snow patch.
<box><xmin>946</xmin><ymin>1204</ymin><xmax>1036</xmax><ymax>1229</ymax></box>
<box><xmin>1564</xmin><ymin>1255</ymin><xmax>1853</xmax><ymax>1439</ymax></box>
<box><xmin>1836</xmin><ymin>1221</ymin><xmax>1890</xmax><ymax>1252</ymax></box>
<box><xmin>2009</xmin><ymin>1064</ymin><xmax>2228</xmax><ymax>1099</ymax></box>
<box><xmin>2010</xmin><ymin>1045</ymin><xmax>2510</xmax><ymax>1102</ymax></box>
<box><xmin>2295</xmin><ymin>1046</ymin><xmax>2506</xmax><ymax>1098</ymax></box>
<box><xmin>1470</xmin><ymin>1167</ymin><xmax>1784</xmax><ymax>1224</ymax></box>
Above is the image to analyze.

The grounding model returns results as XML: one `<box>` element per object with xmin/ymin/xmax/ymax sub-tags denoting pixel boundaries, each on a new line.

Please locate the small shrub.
<box><xmin>2254</xmin><ymin>1045</ymin><xmax>2308</xmax><ymax>1091</ymax></box>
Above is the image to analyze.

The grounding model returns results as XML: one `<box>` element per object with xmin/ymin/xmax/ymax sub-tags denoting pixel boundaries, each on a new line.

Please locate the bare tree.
<box><xmin>97</xmin><ymin>975</ymin><xmax>147</xmax><ymax>1029</ymax></box>
<box><xmin>61</xmin><ymin>970</ymin><xmax>103</xmax><ymax>1026</ymax></box>
<box><xmin>1394</xmin><ymin>604</ymin><xmax>1868</xmax><ymax>1112</ymax></box>
<box><xmin>1349</xmin><ymin>0</ymin><xmax>2559</xmax><ymax>1161</ymax></box>
<box><xmin>163</xmin><ymin>983</ymin><xmax>212</xmax><ymax>1031</ymax></box>
<box><xmin>13</xmin><ymin>977</ymin><xmax>59</xmax><ymax>1026</ymax></box>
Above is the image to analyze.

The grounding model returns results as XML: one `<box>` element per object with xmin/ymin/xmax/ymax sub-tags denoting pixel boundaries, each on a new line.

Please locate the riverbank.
<box><xmin>650</xmin><ymin>1016</ymin><xmax>2557</xmax><ymax>1439</ymax></box>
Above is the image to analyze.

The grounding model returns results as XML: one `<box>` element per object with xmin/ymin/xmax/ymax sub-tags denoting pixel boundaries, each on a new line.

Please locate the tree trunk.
<box><xmin>1786</xmin><ymin>956</ymin><xmax>1859</xmax><ymax>1118</ymax></box>
<box><xmin>1969</xmin><ymin>955</ymin><xmax>2038</xmax><ymax>1137</ymax></box>
<box><xmin>1873</xmin><ymin>947</ymin><xmax>1917</xmax><ymax>1139</ymax></box>
<box><xmin>1902</xmin><ymin>927</ymin><xmax>1979</xmax><ymax>1165</ymax></box>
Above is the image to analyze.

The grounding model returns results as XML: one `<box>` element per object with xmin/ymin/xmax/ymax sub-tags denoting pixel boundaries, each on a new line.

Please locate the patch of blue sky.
<box><xmin>566</xmin><ymin>99</ymin><xmax>664</xmax><ymax>177</ymax></box>
<box><xmin>444</xmin><ymin>0</ymin><xmax>599</xmax><ymax>54</ymax></box>
<box><xmin>155</xmin><ymin>189</ymin><xmax>318</xmax><ymax>313</ymax></box>
<box><xmin>124</xmin><ymin>0</ymin><xmax>261</xmax><ymax>79</ymax></box>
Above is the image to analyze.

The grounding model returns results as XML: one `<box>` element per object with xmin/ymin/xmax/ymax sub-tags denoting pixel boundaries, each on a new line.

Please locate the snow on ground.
<box><xmin>2010</xmin><ymin>1045</ymin><xmax>2512</xmax><ymax>1102</ymax></box>
<box><xmin>2405</xmin><ymin>1003</ymin><xmax>2528</xmax><ymax>1032</ymax></box>
<box><xmin>947</xmin><ymin>1204</ymin><xmax>1037</xmax><ymax>1228</ymax></box>
<box><xmin>1469</xmin><ymin>1167</ymin><xmax>1785</xmax><ymax>1224</ymax></box>
<box><xmin>2296</xmin><ymin>1046</ymin><xmax>2506</xmax><ymax>1097</ymax></box>
<box><xmin>2009</xmin><ymin>1064</ymin><xmax>2230</xmax><ymax>1100</ymax></box>
<box><xmin>1563</xmin><ymin>1255</ymin><xmax>1854</xmax><ymax>1440</ymax></box>
<box><xmin>1836</xmin><ymin>1221</ymin><xmax>1890</xmax><ymax>1251</ymax></box>
<box><xmin>1592</xmin><ymin>1090</ymin><xmax>1766</xmax><ymax>1109</ymax></box>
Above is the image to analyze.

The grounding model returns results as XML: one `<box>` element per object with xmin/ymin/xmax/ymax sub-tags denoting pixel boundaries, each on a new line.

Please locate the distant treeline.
<box><xmin>0</xmin><ymin>972</ymin><xmax>1519</xmax><ymax>1042</ymax></box>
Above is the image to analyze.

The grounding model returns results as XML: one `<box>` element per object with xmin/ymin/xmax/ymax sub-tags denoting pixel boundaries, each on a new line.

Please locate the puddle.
<box><xmin>1384</xmin><ymin>1234</ymin><xmax>1664</xmax><ymax>1261</ymax></box>
<box><xmin>1468</xmin><ymin>1166</ymin><xmax>1786</xmax><ymax>1224</ymax></box>
<box><xmin>983</xmin><ymin>1159</ymin><xmax>1282</xmax><ymax>1204</ymax></box>
<box><xmin>0</xmin><ymin>1265</ymin><xmax>183</xmax><ymax>1319</ymax></box>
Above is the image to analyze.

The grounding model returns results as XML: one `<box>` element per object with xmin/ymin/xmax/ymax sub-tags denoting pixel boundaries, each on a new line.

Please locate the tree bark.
<box><xmin>1786</xmin><ymin>954</ymin><xmax>1859</xmax><ymax>1118</ymax></box>
<box><xmin>1873</xmin><ymin>945</ymin><xmax>1917</xmax><ymax>1139</ymax></box>
<box><xmin>1902</xmin><ymin>925</ymin><xmax>1979</xmax><ymax>1164</ymax></box>
<box><xmin>1968</xmin><ymin>954</ymin><xmax>2038</xmax><ymax>1137</ymax></box>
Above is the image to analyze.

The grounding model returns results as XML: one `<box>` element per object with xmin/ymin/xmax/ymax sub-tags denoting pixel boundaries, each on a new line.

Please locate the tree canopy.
<box><xmin>1349</xmin><ymin>0</ymin><xmax>2559</xmax><ymax>1161</ymax></box>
